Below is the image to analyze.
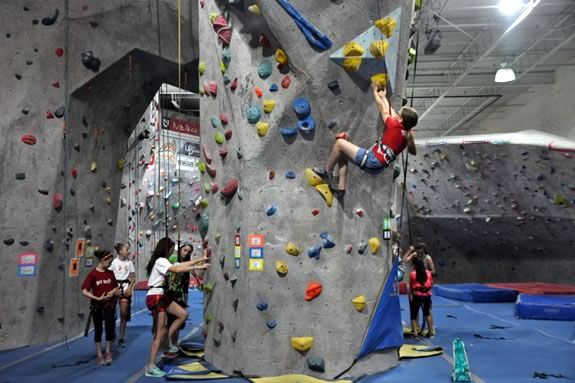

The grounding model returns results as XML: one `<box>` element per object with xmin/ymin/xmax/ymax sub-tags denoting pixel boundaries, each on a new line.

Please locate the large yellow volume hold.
<box><xmin>375</xmin><ymin>17</ymin><xmax>396</xmax><ymax>38</ymax></box>
<box><xmin>304</xmin><ymin>168</ymin><xmax>326</xmax><ymax>186</ymax></box>
<box><xmin>315</xmin><ymin>184</ymin><xmax>334</xmax><ymax>207</ymax></box>
<box><xmin>369</xmin><ymin>40</ymin><xmax>389</xmax><ymax>59</ymax></box>
<box><xmin>291</xmin><ymin>337</ymin><xmax>314</xmax><ymax>352</ymax></box>
<box><xmin>343</xmin><ymin>41</ymin><xmax>365</xmax><ymax>57</ymax></box>
<box><xmin>371</xmin><ymin>73</ymin><xmax>388</xmax><ymax>88</ymax></box>
<box><xmin>342</xmin><ymin>57</ymin><xmax>362</xmax><ymax>72</ymax></box>
<box><xmin>352</xmin><ymin>295</ymin><xmax>366</xmax><ymax>311</ymax></box>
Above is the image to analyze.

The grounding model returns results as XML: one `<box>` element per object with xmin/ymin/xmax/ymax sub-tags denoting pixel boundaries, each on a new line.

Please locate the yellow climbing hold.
<box><xmin>371</xmin><ymin>73</ymin><xmax>388</xmax><ymax>88</ymax></box>
<box><xmin>342</xmin><ymin>57</ymin><xmax>362</xmax><ymax>72</ymax></box>
<box><xmin>105</xmin><ymin>197</ymin><xmax>112</xmax><ymax>205</ymax></box>
<box><xmin>117</xmin><ymin>159</ymin><xmax>125</xmax><ymax>171</ymax></box>
<box><xmin>209</xmin><ymin>12</ymin><xmax>218</xmax><ymax>23</ymax></box>
<box><xmin>315</xmin><ymin>184</ymin><xmax>333</xmax><ymax>208</ymax></box>
<box><xmin>368</xmin><ymin>237</ymin><xmax>380</xmax><ymax>254</ymax></box>
<box><xmin>291</xmin><ymin>337</ymin><xmax>314</xmax><ymax>352</ymax></box>
<box><xmin>352</xmin><ymin>295</ymin><xmax>366</xmax><ymax>311</ymax></box>
<box><xmin>275</xmin><ymin>260</ymin><xmax>288</xmax><ymax>275</ymax></box>
<box><xmin>343</xmin><ymin>41</ymin><xmax>365</xmax><ymax>57</ymax></box>
<box><xmin>256</xmin><ymin>122</ymin><xmax>269</xmax><ymax>137</ymax></box>
<box><xmin>375</xmin><ymin>17</ymin><xmax>396</xmax><ymax>38</ymax></box>
<box><xmin>248</xmin><ymin>4</ymin><xmax>261</xmax><ymax>15</ymax></box>
<box><xmin>90</xmin><ymin>161</ymin><xmax>97</xmax><ymax>173</ymax></box>
<box><xmin>304</xmin><ymin>168</ymin><xmax>326</xmax><ymax>187</ymax></box>
<box><xmin>263</xmin><ymin>100</ymin><xmax>276</xmax><ymax>113</ymax></box>
<box><xmin>285</xmin><ymin>242</ymin><xmax>301</xmax><ymax>256</ymax></box>
<box><xmin>369</xmin><ymin>40</ymin><xmax>389</xmax><ymax>59</ymax></box>
<box><xmin>275</xmin><ymin>48</ymin><xmax>288</xmax><ymax>66</ymax></box>
<box><xmin>200</xmin><ymin>199</ymin><xmax>208</xmax><ymax>208</ymax></box>
<box><xmin>198</xmin><ymin>62</ymin><xmax>206</xmax><ymax>76</ymax></box>
<box><xmin>199</xmin><ymin>162</ymin><xmax>206</xmax><ymax>173</ymax></box>
<box><xmin>220</xmin><ymin>61</ymin><xmax>227</xmax><ymax>73</ymax></box>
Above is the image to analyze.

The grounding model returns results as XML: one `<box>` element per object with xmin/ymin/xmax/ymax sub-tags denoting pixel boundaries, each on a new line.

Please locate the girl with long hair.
<box><xmin>409</xmin><ymin>257</ymin><xmax>434</xmax><ymax>338</ymax></box>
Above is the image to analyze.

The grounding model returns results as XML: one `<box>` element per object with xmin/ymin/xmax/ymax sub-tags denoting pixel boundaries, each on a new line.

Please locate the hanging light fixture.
<box><xmin>498</xmin><ymin>0</ymin><xmax>524</xmax><ymax>16</ymax></box>
<box><xmin>495</xmin><ymin>63</ymin><xmax>516</xmax><ymax>83</ymax></box>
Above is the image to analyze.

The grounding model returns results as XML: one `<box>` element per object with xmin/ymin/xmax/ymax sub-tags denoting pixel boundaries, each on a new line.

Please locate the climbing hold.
<box><xmin>266</xmin><ymin>204</ymin><xmax>277</xmax><ymax>216</ymax></box>
<box><xmin>219</xmin><ymin>146</ymin><xmax>228</xmax><ymax>158</ymax></box>
<box><xmin>266</xmin><ymin>320</ymin><xmax>277</xmax><ymax>329</ymax></box>
<box><xmin>465</xmin><ymin>160</ymin><xmax>479</xmax><ymax>171</ymax></box>
<box><xmin>198</xmin><ymin>162</ymin><xmax>207</xmax><ymax>173</ymax></box>
<box><xmin>258</xmin><ymin>60</ymin><xmax>273</xmax><ymax>79</ymax></box>
<box><xmin>3</xmin><ymin>238</ymin><xmax>15</xmax><ymax>246</ymax></box>
<box><xmin>256</xmin><ymin>301</ymin><xmax>268</xmax><ymax>311</ymax></box>
<box><xmin>342</xmin><ymin>57</ymin><xmax>362</xmax><ymax>71</ymax></box>
<box><xmin>202</xmin><ymin>144</ymin><xmax>213</xmax><ymax>164</ymax></box>
<box><xmin>21</xmin><ymin>134</ymin><xmax>37</xmax><ymax>145</ymax></box>
<box><xmin>204</xmin><ymin>182</ymin><xmax>212</xmax><ymax>193</ymax></box>
<box><xmin>118</xmin><ymin>159</ymin><xmax>125</xmax><ymax>171</ymax></box>
<box><xmin>46</xmin><ymin>112</ymin><xmax>54</xmax><ymax>119</ymax></box>
<box><xmin>219</xmin><ymin>114</ymin><xmax>229</xmax><ymax>125</ymax></box>
<box><xmin>280</xmin><ymin>127</ymin><xmax>298</xmax><ymax>137</ymax></box>
<box><xmin>269</xmin><ymin>170</ymin><xmax>275</xmax><ymax>180</ymax></box>
<box><xmin>203</xmin><ymin>282</ymin><xmax>214</xmax><ymax>293</ymax></box>
<box><xmin>224</xmin><ymin>129</ymin><xmax>232</xmax><ymax>140</ymax></box>
<box><xmin>213</xmin><ymin>15</ymin><xmax>233</xmax><ymax>45</ymax></box>
<box><xmin>311</xmin><ymin>208</ymin><xmax>320</xmax><ymax>216</ymax></box>
<box><xmin>275</xmin><ymin>260</ymin><xmax>288</xmax><ymax>275</ymax></box>
<box><xmin>15</xmin><ymin>173</ymin><xmax>26</xmax><ymax>180</ymax></box>
<box><xmin>45</xmin><ymin>240</ymin><xmax>54</xmax><ymax>252</ymax></box>
<box><xmin>53</xmin><ymin>193</ymin><xmax>63</xmax><ymax>211</ymax></box>
<box><xmin>305</xmin><ymin>168</ymin><xmax>325</xmax><ymax>186</ymax></box>
<box><xmin>55</xmin><ymin>48</ymin><xmax>64</xmax><ymax>57</ymax></box>
<box><xmin>291</xmin><ymin>337</ymin><xmax>314</xmax><ymax>352</ymax></box>
<box><xmin>214</xmin><ymin>132</ymin><xmax>225</xmax><ymax>145</ymax></box>
<box><xmin>281</xmin><ymin>75</ymin><xmax>291</xmax><ymax>89</ymax></box>
<box><xmin>320</xmin><ymin>232</ymin><xmax>335</xmax><ymax>249</ymax></box>
<box><xmin>292</xmin><ymin>98</ymin><xmax>311</xmax><ymax>119</ymax></box>
<box><xmin>259</xmin><ymin>33</ymin><xmax>271</xmax><ymax>47</ymax></box>
<box><xmin>371</xmin><ymin>73</ymin><xmax>388</xmax><ymax>88</ymax></box>
<box><xmin>297</xmin><ymin>117</ymin><xmax>316</xmax><ymax>133</ymax></box>
<box><xmin>375</xmin><ymin>16</ymin><xmax>396</xmax><ymax>38</ymax></box>
<box><xmin>38</xmin><ymin>189</ymin><xmax>49</xmax><ymax>195</ymax></box>
<box><xmin>285</xmin><ymin>242</ymin><xmax>301</xmax><ymax>256</ymax></box>
<box><xmin>305</xmin><ymin>281</ymin><xmax>322</xmax><ymax>301</ymax></box>
<box><xmin>220</xmin><ymin>179</ymin><xmax>239</xmax><ymax>199</ymax></box>
<box><xmin>229</xmin><ymin>275</ymin><xmax>238</xmax><ymax>286</ymax></box>
<box><xmin>307</xmin><ymin>244</ymin><xmax>322</xmax><ymax>260</ymax></box>
<box><xmin>42</xmin><ymin>9</ymin><xmax>59</xmax><ymax>25</ymax></box>
<box><xmin>343</xmin><ymin>41</ymin><xmax>365</xmax><ymax>57</ymax></box>
<box><xmin>307</xmin><ymin>356</ymin><xmax>325</xmax><ymax>373</ymax></box>
<box><xmin>255</xmin><ymin>87</ymin><xmax>263</xmax><ymax>98</ymax></box>
<box><xmin>328</xmin><ymin>121</ymin><xmax>337</xmax><ymax>129</ymax></box>
<box><xmin>223</xmin><ymin>272</ymin><xmax>229</xmax><ymax>281</ymax></box>
<box><xmin>248</xmin><ymin>4</ymin><xmax>261</xmax><ymax>15</ymax></box>
<box><xmin>368</xmin><ymin>237</ymin><xmax>380</xmax><ymax>254</ymax></box>
<box><xmin>237</xmin><ymin>148</ymin><xmax>243</xmax><ymax>159</ymax></box>
<box><xmin>211</xmin><ymin>116</ymin><xmax>221</xmax><ymax>128</ymax></box>
<box><xmin>198</xmin><ymin>62</ymin><xmax>206</xmax><ymax>76</ymax></box>
<box><xmin>230</xmin><ymin>77</ymin><xmax>238</xmax><ymax>91</ymax></box>
<box><xmin>81</xmin><ymin>51</ymin><xmax>101</xmax><ymax>72</ymax></box>
<box><xmin>463</xmin><ymin>207</ymin><xmax>473</xmax><ymax>215</ymax></box>
<box><xmin>345</xmin><ymin>244</ymin><xmax>353</xmax><ymax>254</ymax></box>
<box><xmin>90</xmin><ymin>161</ymin><xmax>97</xmax><ymax>172</ymax></box>
<box><xmin>270</xmin><ymin>83</ymin><xmax>278</xmax><ymax>92</ymax></box>
<box><xmin>285</xmin><ymin>171</ymin><xmax>296</xmax><ymax>179</ymax></box>
<box><xmin>199</xmin><ymin>213</ymin><xmax>209</xmax><ymax>239</ymax></box>
<box><xmin>327</xmin><ymin>80</ymin><xmax>339</xmax><ymax>91</ymax></box>
<box><xmin>247</xmin><ymin>106</ymin><xmax>262</xmax><ymax>124</ymax></box>
<box><xmin>355</xmin><ymin>208</ymin><xmax>364</xmax><ymax>217</ymax></box>
<box><xmin>217</xmin><ymin>321</ymin><xmax>225</xmax><ymax>332</ymax></box>
<box><xmin>358</xmin><ymin>240</ymin><xmax>367</xmax><ymax>254</ymax></box>
<box><xmin>107</xmin><ymin>219</ymin><xmax>113</xmax><ymax>226</ymax></box>
<box><xmin>208</xmin><ymin>81</ymin><xmax>218</xmax><ymax>96</ymax></box>
<box><xmin>275</xmin><ymin>48</ymin><xmax>288</xmax><ymax>66</ymax></box>
<box><xmin>206</xmin><ymin>163</ymin><xmax>217</xmax><ymax>178</ymax></box>
<box><xmin>205</xmin><ymin>313</ymin><xmax>213</xmax><ymax>322</ymax></box>
<box><xmin>21</xmin><ymin>108</ymin><xmax>29</xmax><ymax>115</ymax></box>
<box><xmin>314</xmin><ymin>184</ymin><xmax>333</xmax><ymax>207</ymax></box>
<box><xmin>551</xmin><ymin>194</ymin><xmax>568</xmax><ymax>207</ymax></box>
<box><xmin>369</xmin><ymin>40</ymin><xmax>389</xmax><ymax>59</ymax></box>
<box><xmin>256</xmin><ymin>122</ymin><xmax>269</xmax><ymax>137</ymax></box>
<box><xmin>71</xmin><ymin>168</ymin><xmax>78</xmax><ymax>178</ymax></box>
<box><xmin>263</xmin><ymin>100</ymin><xmax>276</xmax><ymax>113</ymax></box>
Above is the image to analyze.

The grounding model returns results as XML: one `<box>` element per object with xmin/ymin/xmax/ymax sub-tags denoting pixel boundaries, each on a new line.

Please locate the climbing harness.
<box><xmin>274</xmin><ymin>0</ymin><xmax>333</xmax><ymax>51</ymax></box>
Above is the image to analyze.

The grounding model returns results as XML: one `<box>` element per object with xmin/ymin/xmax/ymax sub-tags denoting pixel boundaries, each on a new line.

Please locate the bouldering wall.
<box><xmin>0</xmin><ymin>0</ymin><xmax>197</xmax><ymax>350</ymax></box>
<box><xmin>198</xmin><ymin>0</ymin><xmax>414</xmax><ymax>379</ymax></box>
<box><xmin>400</xmin><ymin>131</ymin><xmax>575</xmax><ymax>284</ymax></box>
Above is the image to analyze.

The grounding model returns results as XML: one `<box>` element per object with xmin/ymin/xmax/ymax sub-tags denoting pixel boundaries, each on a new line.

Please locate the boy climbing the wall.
<box><xmin>314</xmin><ymin>82</ymin><xmax>418</xmax><ymax>197</ymax></box>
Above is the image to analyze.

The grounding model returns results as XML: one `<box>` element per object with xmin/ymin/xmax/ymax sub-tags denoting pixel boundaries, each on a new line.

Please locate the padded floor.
<box><xmin>516</xmin><ymin>293</ymin><xmax>575</xmax><ymax>321</ymax></box>
<box><xmin>434</xmin><ymin>283</ymin><xmax>518</xmax><ymax>302</ymax></box>
<box><xmin>487</xmin><ymin>282</ymin><xmax>575</xmax><ymax>295</ymax></box>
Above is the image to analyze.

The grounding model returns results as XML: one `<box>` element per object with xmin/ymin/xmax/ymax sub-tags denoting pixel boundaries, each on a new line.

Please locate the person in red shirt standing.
<box><xmin>409</xmin><ymin>257</ymin><xmax>435</xmax><ymax>338</ymax></box>
<box><xmin>81</xmin><ymin>250</ymin><xmax>118</xmax><ymax>365</ymax></box>
<box><xmin>314</xmin><ymin>82</ymin><xmax>418</xmax><ymax>198</ymax></box>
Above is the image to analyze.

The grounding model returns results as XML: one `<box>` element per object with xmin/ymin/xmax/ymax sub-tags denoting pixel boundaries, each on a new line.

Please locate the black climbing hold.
<box><xmin>402</xmin><ymin>97</ymin><xmax>409</xmax><ymax>107</ymax></box>
<box><xmin>15</xmin><ymin>74</ymin><xmax>22</xmax><ymax>80</ymax></box>
<box><xmin>232</xmin><ymin>299</ymin><xmax>239</xmax><ymax>311</ymax></box>
<box><xmin>6</xmin><ymin>33</ymin><xmax>11</xmax><ymax>38</ymax></box>
<box><xmin>21</xmin><ymin>109</ymin><xmax>29</xmax><ymax>115</ymax></box>
<box><xmin>89</xmin><ymin>205</ymin><xmax>95</xmax><ymax>212</ymax></box>
<box><xmin>15</xmin><ymin>173</ymin><xmax>26</xmax><ymax>180</ymax></box>
<box><xmin>54</xmin><ymin>106</ymin><xmax>65</xmax><ymax>118</ymax></box>
<box><xmin>74</xmin><ymin>143</ymin><xmax>80</xmax><ymax>152</ymax></box>
<box><xmin>32</xmin><ymin>19</ymin><xmax>39</xmax><ymax>25</ymax></box>
<box><xmin>38</xmin><ymin>189</ymin><xmax>49</xmax><ymax>195</ymax></box>
<box><xmin>41</xmin><ymin>9</ymin><xmax>59</xmax><ymax>26</ymax></box>
<box><xmin>20</xmin><ymin>241</ymin><xmax>30</xmax><ymax>246</ymax></box>
<box><xmin>89</xmin><ymin>21</ymin><xmax>99</xmax><ymax>28</ymax></box>
<box><xmin>101</xmin><ymin>181</ymin><xmax>107</xmax><ymax>188</ymax></box>
<box><xmin>107</xmin><ymin>219</ymin><xmax>113</xmax><ymax>226</ymax></box>
<box><xmin>23</xmin><ymin>6</ymin><xmax>30</xmax><ymax>11</ymax></box>
<box><xmin>3</xmin><ymin>238</ymin><xmax>15</xmax><ymax>246</ymax></box>
<box><xmin>81</xmin><ymin>51</ymin><xmax>101</xmax><ymax>72</ymax></box>
<box><xmin>70</xmin><ymin>188</ymin><xmax>76</xmax><ymax>196</ymax></box>
<box><xmin>307</xmin><ymin>356</ymin><xmax>325</xmax><ymax>372</ymax></box>
<box><xmin>327</xmin><ymin>121</ymin><xmax>337</xmax><ymax>129</ymax></box>
<box><xmin>82</xmin><ymin>131</ymin><xmax>88</xmax><ymax>139</ymax></box>
<box><xmin>26</xmin><ymin>60</ymin><xmax>33</xmax><ymax>65</ymax></box>
<box><xmin>327</xmin><ymin>80</ymin><xmax>339</xmax><ymax>91</ymax></box>
<box><xmin>45</xmin><ymin>240</ymin><xmax>54</xmax><ymax>252</ymax></box>
<box><xmin>82</xmin><ymin>116</ymin><xmax>88</xmax><ymax>127</ymax></box>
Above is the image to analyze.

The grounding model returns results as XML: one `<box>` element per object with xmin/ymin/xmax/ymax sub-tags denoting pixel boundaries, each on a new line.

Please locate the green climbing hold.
<box><xmin>204</xmin><ymin>182</ymin><xmax>212</xmax><ymax>193</ymax></box>
<box><xmin>15</xmin><ymin>173</ymin><xmax>26</xmax><ymax>180</ymax></box>
<box><xmin>200</xmin><ymin>199</ymin><xmax>209</xmax><ymax>208</ymax></box>
<box><xmin>203</xmin><ymin>282</ymin><xmax>214</xmax><ymax>293</ymax></box>
<box><xmin>199</xmin><ymin>161</ymin><xmax>206</xmax><ymax>173</ymax></box>
<box><xmin>199</xmin><ymin>213</ymin><xmax>209</xmax><ymax>238</ymax></box>
<box><xmin>551</xmin><ymin>194</ymin><xmax>569</xmax><ymax>207</ymax></box>
<box><xmin>258</xmin><ymin>60</ymin><xmax>273</xmax><ymax>79</ymax></box>
<box><xmin>171</xmin><ymin>201</ymin><xmax>180</xmax><ymax>209</ymax></box>
<box><xmin>205</xmin><ymin>313</ymin><xmax>214</xmax><ymax>322</ymax></box>
<box><xmin>198</xmin><ymin>61</ymin><xmax>206</xmax><ymax>76</ymax></box>
<box><xmin>214</xmin><ymin>132</ymin><xmax>225</xmax><ymax>145</ymax></box>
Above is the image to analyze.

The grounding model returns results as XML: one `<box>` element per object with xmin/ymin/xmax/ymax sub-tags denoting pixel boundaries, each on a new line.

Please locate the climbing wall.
<box><xmin>199</xmin><ymin>0</ymin><xmax>414</xmax><ymax>379</ymax></box>
<box><xmin>401</xmin><ymin>132</ymin><xmax>575</xmax><ymax>284</ymax></box>
<box><xmin>0</xmin><ymin>0</ymin><xmax>197</xmax><ymax>349</ymax></box>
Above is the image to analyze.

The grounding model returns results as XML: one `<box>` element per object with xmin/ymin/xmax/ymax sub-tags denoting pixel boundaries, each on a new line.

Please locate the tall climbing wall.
<box><xmin>0</xmin><ymin>0</ymin><xmax>197</xmax><ymax>350</ymax></box>
<box><xmin>199</xmin><ymin>0</ymin><xmax>414</xmax><ymax>379</ymax></box>
<box><xmin>401</xmin><ymin>131</ymin><xmax>575</xmax><ymax>284</ymax></box>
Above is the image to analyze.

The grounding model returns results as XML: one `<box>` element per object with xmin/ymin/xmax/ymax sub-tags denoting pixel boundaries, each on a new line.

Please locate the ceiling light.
<box><xmin>495</xmin><ymin>63</ymin><xmax>516</xmax><ymax>83</ymax></box>
<box><xmin>498</xmin><ymin>0</ymin><xmax>524</xmax><ymax>16</ymax></box>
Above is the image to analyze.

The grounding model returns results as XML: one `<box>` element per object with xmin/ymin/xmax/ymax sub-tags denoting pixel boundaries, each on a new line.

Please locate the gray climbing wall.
<box><xmin>0</xmin><ymin>0</ymin><xmax>197</xmax><ymax>350</ymax></box>
<box><xmin>199</xmin><ymin>0</ymin><xmax>414</xmax><ymax>379</ymax></box>
<box><xmin>400</xmin><ymin>132</ymin><xmax>575</xmax><ymax>284</ymax></box>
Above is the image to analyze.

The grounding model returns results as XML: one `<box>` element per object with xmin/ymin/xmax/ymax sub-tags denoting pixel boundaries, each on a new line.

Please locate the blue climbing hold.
<box><xmin>270</xmin><ymin>83</ymin><xmax>278</xmax><ymax>92</ymax></box>
<box><xmin>328</xmin><ymin>121</ymin><xmax>337</xmax><ymax>129</ymax></box>
<box><xmin>258</xmin><ymin>60</ymin><xmax>273</xmax><ymax>79</ymax></box>
<box><xmin>280</xmin><ymin>127</ymin><xmax>298</xmax><ymax>137</ymax></box>
<box><xmin>292</xmin><ymin>98</ymin><xmax>311</xmax><ymax>119</ymax></box>
<box><xmin>211</xmin><ymin>116</ymin><xmax>220</xmax><ymax>128</ymax></box>
<box><xmin>267</xmin><ymin>204</ymin><xmax>277</xmax><ymax>216</ymax></box>
<box><xmin>222</xmin><ymin>47</ymin><xmax>232</xmax><ymax>66</ymax></box>
<box><xmin>247</xmin><ymin>106</ymin><xmax>262</xmax><ymax>124</ymax></box>
<box><xmin>266</xmin><ymin>320</ymin><xmax>277</xmax><ymax>329</ymax></box>
<box><xmin>223</xmin><ymin>75</ymin><xmax>231</xmax><ymax>85</ymax></box>
<box><xmin>297</xmin><ymin>116</ymin><xmax>316</xmax><ymax>133</ymax></box>
<box><xmin>320</xmin><ymin>232</ymin><xmax>335</xmax><ymax>249</ymax></box>
<box><xmin>274</xmin><ymin>0</ymin><xmax>333</xmax><ymax>51</ymax></box>
<box><xmin>257</xmin><ymin>301</ymin><xmax>268</xmax><ymax>311</ymax></box>
<box><xmin>285</xmin><ymin>171</ymin><xmax>296</xmax><ymax>179</ymax></box>
<box><xmin>308</xmin><ymin>244</ymin><xmax>322</xmax><ymax>260</ymax></box>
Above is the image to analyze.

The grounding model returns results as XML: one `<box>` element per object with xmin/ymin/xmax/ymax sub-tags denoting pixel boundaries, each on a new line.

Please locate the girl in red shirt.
<box><xmin>81</xmin><ymin>250</ymin><xmax>118</xmax><ymax>365</ymax></box>
<box><xmin>409</xmin><ymin>258</ymin><xmax>435</xmax><ymax>337</ymax></box>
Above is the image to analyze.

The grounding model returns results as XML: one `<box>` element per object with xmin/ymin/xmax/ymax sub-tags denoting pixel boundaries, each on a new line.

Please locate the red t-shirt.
<box><xmin>81</xmin><ymin>268</ymin><xmax>117</xmax><ymax>307</ymax></box>
<box><xmin>409</xmin><ymin>270</ymin><xmax>433</xmax><ymax>297</ymax></box>
<box><xmin>371</xmin><ymin>116</ymin><xmax>408</xmax><ymax>164</ymax></box>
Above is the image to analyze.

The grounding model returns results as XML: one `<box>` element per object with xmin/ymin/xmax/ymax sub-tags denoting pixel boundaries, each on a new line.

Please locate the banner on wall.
<box><xmin>17</xmin><ymin>252</ymin><xmax>39</xmax><ymax>277</ymax></box>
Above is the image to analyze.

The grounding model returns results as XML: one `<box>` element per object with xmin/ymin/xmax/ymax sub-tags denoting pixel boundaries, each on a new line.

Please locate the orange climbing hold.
<box><xmin>305</xmin><ymin>281</ymin><xmax>322</xmax><ymax>301</ymax></box>
<box><xmin>255</xmin><ymin>87</ymin><xmax>263</xmax><ymax>98</ymax></box>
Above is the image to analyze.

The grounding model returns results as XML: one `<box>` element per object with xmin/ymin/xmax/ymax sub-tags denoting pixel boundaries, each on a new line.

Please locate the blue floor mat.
<box><xmin>434</xmin><ymin>283</ymin><xmax>518</xmax><ymax>302</ymax></box>
<box><xmin>516</xmin><ymin>294</ymin><xmax>575</xmax><ymax>321</ymax></box>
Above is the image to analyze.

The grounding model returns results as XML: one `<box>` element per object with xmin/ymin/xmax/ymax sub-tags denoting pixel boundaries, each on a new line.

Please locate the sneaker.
<box><xmin>105</xmin><ymin>352</ymin><xmax>113</xmax><ymax>365</ymax></box>
<box><xmin>312</xmin><ymin>167</ymin><xmax>331</xmax><ymax>180</ymax></box>
<box><xmin>118</xmin><ymin>339</ymin><xmax>126</xmax><ymax>348</ymax></box>
<box><xmin>332</xmin><ymin>188</ymin><xmax>346</xmax><ymax>199</ymax></box>
<box><xmin>96</xmin><ymin>354</ymin><xmax>105</xmax><ymax>366</ymax></box>
<box><xmin>427</xmin><ymin>329</ymin><xmax>436</xmax><ymax>338</ymax></box>
<box><xmin>145</xmin><ymin>365</ymin><xmax>166</xmax><ymax>378</ymax></box>
<box><xmin>163</xmin><ymin>345</ymin><xmax>179</xmax><ymax>359</ymax></box>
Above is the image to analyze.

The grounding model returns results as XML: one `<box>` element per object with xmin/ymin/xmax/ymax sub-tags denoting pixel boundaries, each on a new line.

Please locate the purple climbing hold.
<box><xmin>327</xmin><ymin>80</ymin><xmax>339</xmax><ymax>91</ymax></box>
<box><xmin>292</xmin><ymin>98</ymin><xmax>311</xmax><ymax>119</ymax></box>
<box><xmin>297</xmin><ymin>116</ymin><xmax>315</xmax><ymax>133</ymax></box>
<box><xmin>81</xmin><ymin>51</ymin><xmax>101</xmax><ymax>72</ymax></box>
<box><xmin>41</xmin><ymin>9</ymin><xmax>59</xmax><ymax>25</ymax></box>
<box><xmin>256</xmin><ymin>301</ymin><xmax>268</xmax><ymax>311</ymax></box>
<box><xmin>307</xmin><ymin>244</ymin><xmax>322</xmax><ymax>260</ymax></box>
<box><xmin>285</xmin><ymin>171</ymin><xmax>296</xmax><ymax>179</ymax></box>
<box><xmin>270</xmin><ymin>83</ymin><xmax>278</xmax><ymax>92</ymax></box>
<box><xmin>320</xmin><ymin>232</ymin><xmax>335</xmax><ymax>249</ymax></box>
<box><xmin>266</xmin><ymin>204</ymin><xmax>277</xmax><ymax>216</ymax></box>
<box><xmin>266</xmin><ymin>320</ymin><xmax>277</xmax><ymax>329</ymax></box>
<box><xmin>280</xmin><ymin>127</ymin><xmax>298</xmax><ymax>137</ymax></box>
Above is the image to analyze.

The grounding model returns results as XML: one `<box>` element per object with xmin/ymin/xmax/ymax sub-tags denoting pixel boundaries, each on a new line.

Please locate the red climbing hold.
<box><xmin>219</xmin><ymin>146</ymin><xmax>228</xmax><ymax>158</ymax></box>
<box><xmin>255</xmin><ymin>87</ymin><xmax>263</xmax><ymax>98</ymax></box>
<box><xmin>71</xmin><ymin>167</ymin><xmax>78</xmax><ymax>178</ymax></box>
<box><xmin>311</xmin><ymin>208</ymin><xmax>320</xmax><ymax>216</ymax></box>
<box><xmin>220</xmin><ymin>179</ymin><xmax>239</xmax><ymax>199</ymax></box>
<box><xmin>211</xmin><ymin>183</ymin><xmax>219</xmax><ymax>193</ymax></box>
<box><xmin>55</xmin><ymin>48</ymin><xmax>64</xmax><ymax>57</ymax></box>
<box><xmin>51</xmin><ymin>81</ymin><xmax>60</xmax><ymax>88</ymax></box>
<box><xmin>259</xmin><ymin>34</ymin><xmax>271</xmax><ymax>47</ymax></box>
<box><xmin>269</xmin><ymin>170</ymin><xmax>275</xmax><ymax>180</ymax></box>
<box><xmin>230</xmin><ymin>78</ymin><xmax>238</xmax><ymax>91</ymax></box>
<box><xmin>46</xmin><ymin>112</ymin><xmax>54</xmax><ymax>119</ymax></box>
<box><xmin>206</xmin><ymin>163</ymin><xmax>217</xmax><ymax>178</ymax></box>
<box><xmin>202</xmin><ymin>144</ymin><xmax>212</xmax><ymax>164</ymax></box>
<box><xmin>281</xmin><ymin>75</ymin><xmax>291</xmax><ymax>89</ymax></box>
<box><xmin>219</xmin><ymin>114</ymin><xmax>228</xmax><ymax>125</ymax></box>
<box><xmin>21</xmin><ymin>134</ymin><xmax>37</xmax><ymax>145</ymax></box>
<box><xmin>208</xmin><ymin>81</ymin><xmax>218</xmax><ymax>96</ymax></box>
<box><xmin>53</xmin><ymin>192</ymin><xmax>63</xmax><ymax>210</ymax></box>
<box><xmin>213</xmin><ymin>15</ymin><xmax>232</xmax><ymax>45</ymax></box>
<box><xmin>305</xmin><ymin>281</ymin><xmax>323</xmax><ymax>301</ymax></box>
<box><xmin>200</xmin><ymin>0</ymin><xmax>205</xmax><ymax>7</ymax></box>
<box><xmin>81</xmin><ymin>5</ymin><xmax>89</xmax><ymax>11</ymax></box>
<box><xmin>224</xmin><ymin>129</ymin><xmax>232</xmax><ymax>140</ymax></box>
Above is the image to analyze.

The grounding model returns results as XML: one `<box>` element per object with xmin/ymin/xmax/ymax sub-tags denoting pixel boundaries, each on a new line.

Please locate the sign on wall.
<box><xmin>17</xmin><ymin>252</ymin><xmax>39</xmax><ymax>277</ymax></box>
<box><xmin>69</xmin><ymin>258</ymin><xmax>80</xmax><ymax>277</ymax></box>
<box><xmin>248</xmin><ymin>234</ymin><xmax>265</xmax><ymax>272</ymax></box>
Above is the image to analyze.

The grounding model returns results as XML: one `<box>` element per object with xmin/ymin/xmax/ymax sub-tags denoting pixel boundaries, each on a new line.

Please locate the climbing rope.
<box><xmin>274</xmin><ymin>0</ymin><xmax>333</xmax><ymax>51</ymax></box>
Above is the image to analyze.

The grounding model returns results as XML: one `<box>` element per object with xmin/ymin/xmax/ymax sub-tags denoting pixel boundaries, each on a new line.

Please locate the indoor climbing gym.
<box><xmin>1</xmin><ymin>0</ymin><xmax>575</xmax><ymax>382</ymax></box>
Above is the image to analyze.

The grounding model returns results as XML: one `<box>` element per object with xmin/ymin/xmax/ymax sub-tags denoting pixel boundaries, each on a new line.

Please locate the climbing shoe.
<box><xmin>96</xmin><ymin>354</ymin><xmax>105</xmax><ymax>366</ymax></box>
<box><xmin>312</xmin><ymin>167</ymin><xmax>331</xmax><ymax>180</ymax></box>
<box><xmin>118</xmin><ymin>339</ymin><xmax>126</xmax><ymax>348</ymax></box>
<box><xmin>105</xmin><ymin>352</ymin><xmax>113</xmax><ymax>365</ymax></box>
<box><xmin>332</xmin><ymin>189</ymin><xmax>346</xmax><ymax>200</ymax></box>
<box><xmin>163</xmin><ymin>345</ymin><xmax>179</xmax><ymax>359</ymax></box>
<box><xmin>145</xmin><ymin>365</ymin><xmax>166</xmax><ymax>378</ymax></box>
